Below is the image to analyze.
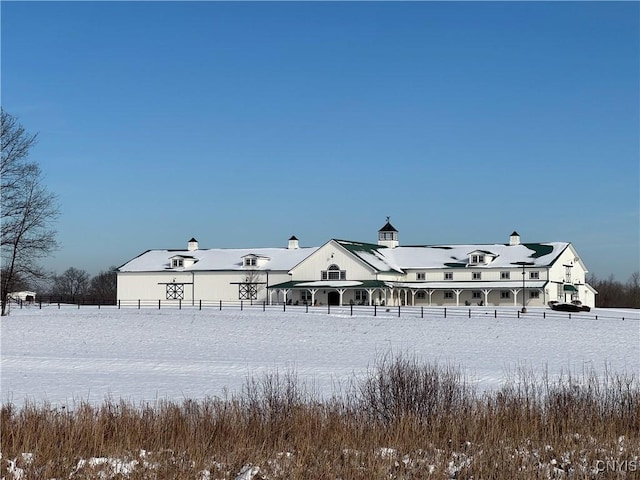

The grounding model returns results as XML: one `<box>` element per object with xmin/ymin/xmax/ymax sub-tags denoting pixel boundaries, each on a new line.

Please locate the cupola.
<box><xmin>509</xmin><ymin>231</ymin><xmax>521</xmax><ymax>246</ymax></box>
<box><xmin>288</xmin><ymin>235</ymin><xmax>299</xmax><ymax>250</ymax></box>
<box><xmin>378</xmin><ymin>217</ymin><xmax>399</xmax><ymax>249</ymax></box>
<box><xmin>187</xmin><ymin>238</ymin><xmax>199</xmax><ymax>251</ymax></box>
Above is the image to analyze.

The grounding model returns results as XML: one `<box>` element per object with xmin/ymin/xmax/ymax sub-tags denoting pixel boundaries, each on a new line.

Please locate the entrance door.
<box><xmin>327</xmin><ymin>291</ymin><xmax>340</xmax><ymax>306</ymax></box>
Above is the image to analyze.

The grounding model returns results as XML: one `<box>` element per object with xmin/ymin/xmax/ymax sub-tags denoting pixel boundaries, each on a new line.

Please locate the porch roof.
<box><xmin>391</xmin><ymin>280</ymin><xmax>549</xmax><ymax>290</ymax></box>
<box><xmin>268</xmin><ymin>280</ymin><xmax>388</xmax><ymax>290</ymax></box>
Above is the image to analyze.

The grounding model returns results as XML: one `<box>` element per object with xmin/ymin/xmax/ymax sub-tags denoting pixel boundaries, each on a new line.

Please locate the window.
<box><xmin>529</xmin><ymin>271</ymin><xmax>540</xmax><ymax>280</ymax></box>
<box><xmin>444</xmin><ymin>292</ymin><xmax>453</xmax><ymax>299</ymax></box>
<box><xmin>301</xmin><ymin>291</ymin><xmax>312</xmax><ymax>302</ymax></box>
<box><xmin>417</xmin><ymin>272</ymin><xmax>426</xmax><ymax>281</ymax></box>
<box><xmin>472</xmin><ymin>291</ymin><xmax>482</xmax><ymax>299</ymax></box>
<box><xmin>500</xmin><ymin>291</ymin><xmax>511</xmax><ymax>299</ymax></box>
<box><xmin>471</xmin><ymin>254</ymin><xmax>485</xmax><ymax>264</ymax></box>
<box><xmin>565</xmin><ymin>266</ymin><xmax>572</xmax><ymax>283</ymax></box>
<box><xmin>166</xmin><ymin>283</ymin><xmax>184</xmax><ymax>300</ymax></box>
<box><xmin>321</xmin><ymin>264</ymin><xmax>346</xmax><ymax>281</ymax></box>
<box><xmin>444</xmin><ymin>272</ymin><xmax>453</xmax><ymax>280</ymax></box>
<box><xmin>244</xmin><ymin>257</ymin><xmax>257</xmax><ymax>267</ymax></box>
<box><xmin>380</xmin><ymin>232</ymin><xmax>396</xmax><ymax>240</ymax></box>
<box><xmin>172</xmin><ymin>258</ymin><xmax>184</xmax><ymax>268</ymax></box>
<box><xmin>501</xmin><ymin>271</ymin><xmax>510</xmax><ymax>280</ymax></box>
<box><xmin>416</xmin><ymin>291</ymin><xmax>426</xmax><ymax>299</ymax></box>
<box><xmin>355</xmin><ymin>290</ymin><xmax>367</xmax><ymax>302</ymax></box>
<box><xmin>239</xmin><ymin>283</ymin><xmax>257</xmax><ymax>300</ymax></box>
<box><xmin>472</xmin><ymin>272</ymin><xmax>482</xmax><ymax>280</ymax></box>
<box><xmin>529</xmin><ymin>291</ymin><xmax>540</xmax><ymax>299</ymax></box>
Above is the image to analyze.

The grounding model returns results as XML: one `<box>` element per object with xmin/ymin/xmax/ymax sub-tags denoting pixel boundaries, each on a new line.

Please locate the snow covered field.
<box><xmin>1</xmin><ymin>305</ymin><xmax>638</xmax><ymax>406</ymax></box>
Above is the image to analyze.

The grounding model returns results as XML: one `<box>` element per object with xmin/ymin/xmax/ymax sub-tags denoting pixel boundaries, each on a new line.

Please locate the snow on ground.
<box><xmin>1</xmin><ymin>305</ymin><xmax>638</xmax><ymax>406</ymax></box>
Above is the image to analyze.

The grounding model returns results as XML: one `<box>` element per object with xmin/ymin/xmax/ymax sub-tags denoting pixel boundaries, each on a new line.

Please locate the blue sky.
<box><xmin>2</xmin><ymin>1</ymin><xmax>638</xmax><ymax>280</ymax></box>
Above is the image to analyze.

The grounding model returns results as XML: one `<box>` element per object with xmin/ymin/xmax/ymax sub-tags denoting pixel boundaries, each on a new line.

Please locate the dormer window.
<box><xmin>471</xmin><ymin>254</ymin><xmax>485</xmax><ymax>264</ymax></box>
<box><xmin>244</xmin><ymin>257</ymin><xmax>257</xmax><ymax>267</ymax></box>
<box><xmin>169</xmin><ymin>255</ymin><xmax>196</xmax><ymax>269</ymax></box>
<box><xmin>469</xmin><ymin>250</ymin><xmax>496</xmax><ymax>266</ymax></box>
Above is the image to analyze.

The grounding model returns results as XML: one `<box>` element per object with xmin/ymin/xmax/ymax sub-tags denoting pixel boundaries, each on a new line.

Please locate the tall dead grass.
<box><xmin>2</xmin><ymin>356</ymin><xmax>638</xmax><ymax>479</ymax></box>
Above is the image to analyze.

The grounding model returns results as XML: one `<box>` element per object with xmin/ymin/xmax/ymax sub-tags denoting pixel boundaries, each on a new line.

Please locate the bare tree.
<box><xmin>88</xmin><ymin>266</ymin><xmax>118</xmax><ymax>302</ymax></box>
<box><xmin>52</xmin><ymin>267</ymin><xmax>90</xmax><ymax>298</ymax></box>
<box><xmin>1</xmin><ymin>109</ymin><xmax>59</xmax><ymax>315</ymax></box>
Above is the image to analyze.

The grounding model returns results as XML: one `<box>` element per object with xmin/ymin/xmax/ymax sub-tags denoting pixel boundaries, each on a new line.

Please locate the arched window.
<box><xmin>321</xmin><ymin>264</ymin><xmax>346</xmax><ymax>280</ymax></box>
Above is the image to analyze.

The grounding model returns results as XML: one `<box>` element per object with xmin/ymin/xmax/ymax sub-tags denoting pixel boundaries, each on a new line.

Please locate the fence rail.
<box><xmin>10</xmin><ymin>297</ymin><xmax>637</xmax><ymax>322</ymax></box>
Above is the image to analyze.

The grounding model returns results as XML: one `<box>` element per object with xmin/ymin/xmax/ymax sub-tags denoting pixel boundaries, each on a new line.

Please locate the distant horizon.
<box><xmin>2</xmin><ymin>1</ymin><xmax>638</xmax><ymax>281</ymax></box>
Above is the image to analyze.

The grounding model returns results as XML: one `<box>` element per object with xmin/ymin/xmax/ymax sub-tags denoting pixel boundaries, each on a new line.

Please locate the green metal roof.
<box><xmin>268</xmin><ymin>280</ymin><xmax>388</xmax><ymax>290</ymax></box>
<box><xmin>563</xmin><ymin>284</ymin><xmax>578</xmax><ymax>292</ymax></box>
<box><xmin>523</xmin><ymin>243</ymin><xmax>555</xmax><ymax>259</ymax></box>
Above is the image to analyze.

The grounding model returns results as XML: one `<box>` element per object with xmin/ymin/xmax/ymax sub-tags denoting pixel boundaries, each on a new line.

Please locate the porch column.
<box><xmin>411</xmin><ymin>290</ymin><xmax>417</xmax><ymax>305</ymax></box>
<box><xmin>427</xmin><ymin>290</ymin><xmax>434</xmax><ymax>306</ymax></box>
<box><xmin>308</xmin><ymin>288</ymin><xmax>318</xmax><ymax>306</ymax></box>
<box><xmin>482</xmin><ymin>289</ymin><xmax>491</xmax><ymax>306</ymax></box>
<box><xmin>453</xmin><ymin>289</ymin><xmax>462</xmax><ymax>306</ymax></box>
<box><xmin>282</xmin><ymin>289</ymin><xmax>290</xmax><ymax>304</ymax></box>
<box><xmin>337</xmin><ymin>288</ymin><xmax>346</xmax><ymax>306</ymax></box>
<box><xmin>510</xmin><ymin>289</ymin><xmax>520</xmax><ymax>307</ymax></box>
<box><xmin>366</xmin><ymin>289</ymin><xmax>376</xmax><ymax>306</ymax></box>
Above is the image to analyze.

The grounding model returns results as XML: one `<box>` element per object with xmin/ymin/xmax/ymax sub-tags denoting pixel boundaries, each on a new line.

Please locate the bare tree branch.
<box><xmin>1</xmin><ymin>109</ymin><xmax>59</xmax><ymax>315</ymax></box>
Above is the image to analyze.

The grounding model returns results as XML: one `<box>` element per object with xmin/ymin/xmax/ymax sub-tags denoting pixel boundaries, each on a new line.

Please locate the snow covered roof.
<box><xmin>119</xmin><ymin>246</ymin><xmax>318</xmax><ymax>272</ymax></box>
<box><xmin>119</xmin><ymin>239</ymin><xmax>571</xmax><ymax>274</ymax></box>
<box><xmin>381</xmin><ymin>242</ymin><xmax>570</xmax><ymax>270</ymax></box>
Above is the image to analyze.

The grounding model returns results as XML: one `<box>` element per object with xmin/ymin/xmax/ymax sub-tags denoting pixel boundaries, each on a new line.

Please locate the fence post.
<box><xmin>138</xmin><ymin>299</ymin><xmax>140</xmax><ymax>309</ymax></box>
<box><xmin>58</xmin><ymin>302</ymin><xmax>60</xmax><ymax>309</ymax></box>
<box><xmin>220</xmin><ymin>300</ymin><xmax>222</xmax><ymax>311</ymax></box>
<box><xmin>78</xmin><ymin>301</ymin><xmax>80</xmax><ymax>309</ymax></box>
<box><xmin>327</xmin><ymin>303</ymin><xmax>330</xmax><ymax>315</ymax></box>
<box><xmin>350</xmin><ymin>304</ymin><xmax>353</xmax><ymax>316</ymax></box>
<box><xmin>306</xmin><ymin>304</ymin><xmax>308</xmax><ymax>313</ymax></box>
<box><xmin>39</xmin><ymin>298</ymin><xmax>42</xmax><ymax>309</ymax></box>
<box><xmin>444</xmin><ymin>308</ymin><xmax>446</xmax><ymax>318</ymax></box>
<box><xmin>517</xmin><ymin>310</ymin><xmax>520</xmax><ymax>318</ymax></box>
<box><xmin>468</xmin><ymin>309</ymin><xmax>471</xmax><ymax>318</ymax></box>
<box><xmin>158</xmin><ymin>300</ymin><xmax>161</xmax><ymax>309</ymax></box>
<box><xmin>283</xmin><ymin>302</ymin><xmax>286</xmax><ymax>312</ymax></box>
<box><xmin>421</xmin><ymin>306</ymin><xmax>423</xmax><ymax>318</ymax></box>
<box><xmin>118</xmin><ymin>299</ymin><xmax>121</xmax><ymax>309</ymax></box>
<box><xmin>543</xmin><ymin>311</ymin><xmax>545</xmax><ymax>319</ymax></box>
<box><xmin>374</xmin><ymin>305</ymin><xmax>377</xmax><ymax>317</ymax></box>
<box><xmin>398</xmin><ymin>306</ymin><xmax>401</xmax><ymax>318</ymax></box>
<box><xmin>494</xmin><ymin>310</ymin><xmax>497</xmax><ymax>318</ymax></box>
<box><xmin>240</xmin><ymin>300</ymin><xmax>243</xmax><ymax>311</ymax></box>
<box><xmin>179</xmin><ymin>299</ymin><xmax>182</xmax><ymax>310</ymax></box>
<box><xmin>199</xmin><ymin>299</ymin><xmax>202</xmax><ymax>311</ymax></box>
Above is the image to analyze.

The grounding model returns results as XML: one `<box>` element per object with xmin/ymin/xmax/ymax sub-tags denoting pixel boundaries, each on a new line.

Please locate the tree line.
<box><xmin>5</xmin><ymin>266</ymin><xmax>118</xmax><ymax>305</ymax></box>
<box><xmin>587</xmin><ymin>272</ymin><xmax>640</xmax><ymax>309</ymax></box>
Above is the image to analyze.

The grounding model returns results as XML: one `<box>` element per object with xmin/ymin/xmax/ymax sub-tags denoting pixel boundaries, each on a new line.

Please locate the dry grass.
<box><xmin>2</xmin><ymin>356</ymin><xmax>639</xmax><ymax>479</ymax></box>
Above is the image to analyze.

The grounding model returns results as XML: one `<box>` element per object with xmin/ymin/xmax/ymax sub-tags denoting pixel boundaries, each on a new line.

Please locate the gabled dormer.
<box><xmin>169</xmin><ymin>254</ymin><xmax>197</xmax><ymax>269</ymax></box>
<box><xmin>467</xmin><ymin>249</ymin><xmax>497</xmax><ymax>266</ymax></box>
<box><xmin>241</xmin><ymin>253</ymin><xmax>270</xmax><ymax>268</ymax></box>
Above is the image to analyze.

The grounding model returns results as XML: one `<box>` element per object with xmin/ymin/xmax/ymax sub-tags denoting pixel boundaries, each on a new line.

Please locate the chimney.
<box><xmin>187</xmin><ymin>238</ymin><xmax>199</xmax><ymax>251</ymax></box>
<box><xmin>288</xmin><ymin>235</ymin><xmax>299</xmax><ymax>249</ymax></box>
<box><xmin>509</xmin><ymin>231</ymin><xmax>520</xmax><ymax>246</ymax></box>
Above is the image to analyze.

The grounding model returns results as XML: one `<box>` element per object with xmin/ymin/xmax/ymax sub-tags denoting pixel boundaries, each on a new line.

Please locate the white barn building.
<box><xmin>117</xmin><ymin>221</ymin><xmax>597</xmax><ymax>308</ymax></box>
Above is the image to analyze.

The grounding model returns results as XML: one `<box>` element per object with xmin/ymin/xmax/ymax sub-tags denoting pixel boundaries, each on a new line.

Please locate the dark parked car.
<box><xmin>548</xmin><ymin>300</ymin><xmax>591</xmax><ymax>312</ymax></box>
